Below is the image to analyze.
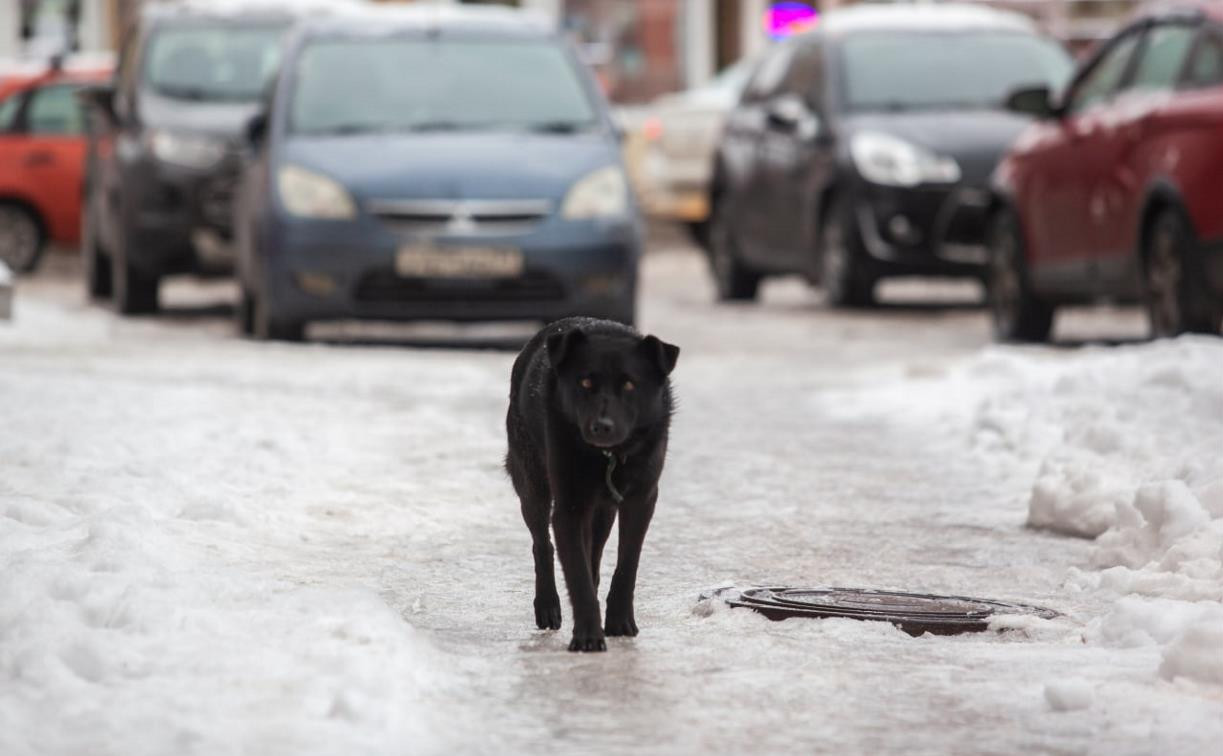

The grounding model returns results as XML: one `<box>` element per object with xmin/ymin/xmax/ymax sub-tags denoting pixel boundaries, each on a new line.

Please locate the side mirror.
<box><xmin>1004</xmin><ymin>85</ymin><xmax>1057</xmax><ymax>119</ymax></box>
<box><xmin>246</xmin><ymin>111</ymin><xmax>269</xmax><ymax>147</ymax></box>
<box><xmin>76</xmin><ymin>83</ymin><xmax>116</xmax><ymax>120</ymax></box>
<box><xmin>766</xmin><ymin>95</ymin><xmax>822</xmax><ymax>141</ymax></box>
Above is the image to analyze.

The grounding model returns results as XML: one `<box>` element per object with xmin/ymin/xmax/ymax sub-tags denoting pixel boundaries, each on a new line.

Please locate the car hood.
<box><xmin>140</xmin><ymin>93</ymin><xmax>260</xmax><ymax>139</ymax></box>
<box><xmin>282</xmin><ymin>130</ymin><xmax>619</xmax><ymax>202</ymax></box>
<box><xmin>841</xmin><ymin>108</ymin><xmax>1031</xmax><ymax>184</ymax></box>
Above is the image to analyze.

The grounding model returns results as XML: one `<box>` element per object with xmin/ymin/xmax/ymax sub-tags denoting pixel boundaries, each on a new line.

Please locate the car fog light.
<box><xmin>887</xmin><ymin>214</ymin><xmax>921</xmax><ymax>245</ymax></box>
<box><xmin>296</xmin><ymin>272</ymin><xmax>337</xmax><ymax>297</ymax></box>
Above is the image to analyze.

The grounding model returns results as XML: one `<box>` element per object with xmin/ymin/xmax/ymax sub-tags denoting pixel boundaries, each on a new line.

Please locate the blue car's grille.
<box><xmin>353</xmin><ymin>269</ymin><xmax>565</xmax><ymax>304</ymax></box>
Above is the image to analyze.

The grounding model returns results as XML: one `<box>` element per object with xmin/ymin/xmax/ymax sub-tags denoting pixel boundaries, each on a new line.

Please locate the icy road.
<box><xmin>2</xmin><ymin>240</ymin><xmax>1221</xmax><ymax>755</ymax></box>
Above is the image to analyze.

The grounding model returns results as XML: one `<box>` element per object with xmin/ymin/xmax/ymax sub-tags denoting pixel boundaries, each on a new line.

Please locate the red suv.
<box><xmin>987</xmin><ymin>3</ymin><xmax>1223</xmax><ymax>340</ymax></box>
<box><xmin>0</xmin><ymin>60</ymin><xmax>111</xmax><ymax>272</ymax></box>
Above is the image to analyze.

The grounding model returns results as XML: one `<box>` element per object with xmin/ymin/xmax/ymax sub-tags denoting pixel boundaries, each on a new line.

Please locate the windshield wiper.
<box><xmin>523</xmin><ymin>121</ymin><xmax>597</xmax><ymax>134</ymax></box>
<box><xmin>155</xmin><ymin>85</ymin><xmax>216</xmax><ymax>102</ymax></box>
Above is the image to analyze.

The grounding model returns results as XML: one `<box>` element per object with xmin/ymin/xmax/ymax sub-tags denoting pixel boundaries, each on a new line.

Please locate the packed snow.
<box><xmin>1</xmin><ymin>248</ymin><xmax>1221</xmax><ymax>754</ymax></box>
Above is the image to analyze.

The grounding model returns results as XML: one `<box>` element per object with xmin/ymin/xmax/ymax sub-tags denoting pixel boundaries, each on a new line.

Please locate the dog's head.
<box><xmin>547</xmin><ymin>328</ymin><xmax>679</xmax><ymax>449</ymax></box>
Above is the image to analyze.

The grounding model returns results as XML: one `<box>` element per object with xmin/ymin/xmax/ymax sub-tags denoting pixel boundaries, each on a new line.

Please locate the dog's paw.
<box><xmin>567</xmin><ymin>634</ymin><xmax>607</xmax><ymax>652</ymax></box>
<box><xmin>604</xmin><ymin>613</ymin><xmax>638</xmax><ymax>637</ymax></box>
<box><xmin>534</xmin><ymin>598</ymin><xmax>562</xmax><ymax>631</ymax></box>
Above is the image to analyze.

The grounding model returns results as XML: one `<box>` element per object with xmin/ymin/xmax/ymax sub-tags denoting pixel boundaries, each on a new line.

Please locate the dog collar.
<box><xmin>602</xmin><ymin>450</ymin><xmax>625</xmax><ymax>504</ymax></box>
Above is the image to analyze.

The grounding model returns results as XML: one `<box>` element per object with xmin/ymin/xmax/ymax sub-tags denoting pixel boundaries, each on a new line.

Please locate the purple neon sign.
<box><xmin>764</xmin><ymin>2</ymin><xmax>818</xmax><ymax>39</ymax></box>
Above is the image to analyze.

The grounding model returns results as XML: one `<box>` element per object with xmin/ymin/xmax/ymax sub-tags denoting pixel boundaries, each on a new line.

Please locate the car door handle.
<box><xmin>23</xmin><ymin>150</ymin><xmax>56</xmax><ymax>167</ymax></box>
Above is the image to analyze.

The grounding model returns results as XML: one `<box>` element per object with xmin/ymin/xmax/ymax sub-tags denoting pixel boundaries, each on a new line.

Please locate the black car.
<box><xmin>79</xmin><ymin>2</ymin><xmax>303</xmax><ymax>314</ymax></box>
<box><xmin>707</xmin><ymin>4</ymin><xmax>1072</xmax><ymax>306</ymax></box>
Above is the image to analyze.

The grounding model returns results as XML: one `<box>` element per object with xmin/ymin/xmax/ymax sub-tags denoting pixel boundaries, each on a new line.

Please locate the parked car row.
<box><xmin>695</xmin><ymin>1</ymin><xmax>1223</xmax><ymax>340</ymax></box>
<box><xmin>69</xmin><ymin>1</ymin><xmax>636</xmax><ymax>340</ymax></box>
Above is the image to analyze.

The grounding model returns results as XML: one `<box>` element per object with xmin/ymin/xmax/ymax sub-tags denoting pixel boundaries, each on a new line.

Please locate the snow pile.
<box><xmin>966</xmin><ymin>337</ymin><xmax>1223</xmax><ymax>689</ymax></box>
<box><xmin>1043</xmin><ymin>679</ymin><xmax>1093</xmax><ymax>712</ymax></box>
<box><xmin>968</xmin><ymin>339</ymin><xmax>1223</xmax><ymax>540</ymax></box>
<box><xmin>0</xmin><ymin>496</ymin><xmax>460</xmax><ymax>755</ymax></box>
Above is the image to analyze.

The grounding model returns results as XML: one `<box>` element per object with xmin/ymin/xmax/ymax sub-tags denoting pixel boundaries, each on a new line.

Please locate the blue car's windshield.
<box><xmin>290</xmin><ymin>37</ymin><xmax>599</xmax><ymax>135</ymax></box>
<box><xmin>841</xmin><ymin>31</ymin><xmax>1072</xmax><ymax>112</ymax></box>
<box><xmin>145</xmin><ymin>24</ymin><xmax>287</xmax><ymax>102</ymax></box>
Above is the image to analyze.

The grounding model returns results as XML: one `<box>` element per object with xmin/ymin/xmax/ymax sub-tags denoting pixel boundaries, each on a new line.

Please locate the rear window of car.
<box><xmin>144</xmin><ymin>24</ymin><xmax>286</xmax><ymax>101</ymax></box>
<box><xmin>840</xmin><ymin>31</ymin><xmax>1072</xmax><ymax>111</ymax></box>
<box><xmin>1129</xmin><ymin>23</ymin><xmax>1197</xmax><ymax>91</ymax></box>
<box><xmin>289</xmin><ymin>36</ymin><xmax>598</xmax><ymax>135</ymax></box>
<box><xmin>1185</xmin><ymin>28</ymin><xmax>1223</xmax><ymax>88</ymax></box>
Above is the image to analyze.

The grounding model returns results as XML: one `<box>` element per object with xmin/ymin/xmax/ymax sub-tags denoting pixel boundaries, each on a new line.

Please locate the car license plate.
<box><xmin>395</xmin><ymin>245</ymin><xmax>523</xmax><ymax>278</ymax></box>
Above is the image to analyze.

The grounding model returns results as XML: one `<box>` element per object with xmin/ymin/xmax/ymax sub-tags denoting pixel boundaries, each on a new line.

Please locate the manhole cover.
<box><xmin>717</xmin><ymin>587</ymin><xmax>1059</xmax><ymax>636</ymax></box>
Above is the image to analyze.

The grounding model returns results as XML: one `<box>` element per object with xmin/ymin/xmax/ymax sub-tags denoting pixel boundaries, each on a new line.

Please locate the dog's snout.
<box><xmin>589</xmin><ymin>417</ymin><xmax>616</xmax><ymax>439</ymax></box>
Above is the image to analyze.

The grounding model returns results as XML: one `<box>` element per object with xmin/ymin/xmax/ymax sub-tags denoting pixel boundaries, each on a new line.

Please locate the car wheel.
<box><xmin>0</xmin><ymin>203</ymin><xmax>45</xmax><ymax>273</ymax></box>
<box><xmin>1145</xmin><ymin>207</ymin><xmax>1222</xmax><ymax>338</ymax></box>
<box><xmin>708</xmin><ymin>204</ymin><xmax>761</xmax><ymax>302</ymax></box>
<box><xmin>986</xmin><ymin>209</ymin><xmax>1053</xmax><ymax>343</ymax></box>
<box><xmin>236</xmin><ymin>285</ymin><xmax>255</xmax><ymax>337</ymax></box>
<box><xmin>819</xmin><ymin>198</ymin><xmax>875</xmax><ymax>308</ymax></box>
<box><xmin>82</xmin><ymin>203</ymin><xmax>112</xmax><ymax>299</ymax></box>
<box><xmin>111</xmin><ymin>225</ymin><xmax>160</xmax><ymax>315</ymax></box>
<box><xmin>252</xmin><ymin>288</ymin><xmax>304</xmax><ymax>342</ymax></box>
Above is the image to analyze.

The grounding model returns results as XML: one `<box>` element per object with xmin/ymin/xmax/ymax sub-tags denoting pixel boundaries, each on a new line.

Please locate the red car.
<box><xmin>987</xmin><ymin>2</ymin><xmax>1223</xmax><ymax>340</ymax></box>
<box><xmin>0</xmin><ymin>59</ymin><xmax>111</xmax><ymax>272</ymax></box>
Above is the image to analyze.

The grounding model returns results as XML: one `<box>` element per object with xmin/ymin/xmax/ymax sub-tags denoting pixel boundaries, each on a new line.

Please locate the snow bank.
<box><xmin>967</xmin><ymin>339</ymin><xmax>1223</xmax><ymax>540</ymax></box>
<box><xmin>0</xmin><ymin>497</ymin><xmax>460</xmax><ymax>756</ymax></box>
<box><xmin>968</xmin><ymin>337</ymin><xmax>1223</xmax><ymax>689</ymax></box>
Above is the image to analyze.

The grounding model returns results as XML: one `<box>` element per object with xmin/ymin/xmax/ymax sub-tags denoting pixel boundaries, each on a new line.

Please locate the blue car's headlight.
<box><xmin>562</xmin><ymin>165</ymin><xmax>629</xmax><ymax>220</ymax></box>
<box><xmin>277</xmin><ymin>164</ymin><xmax>356</xmax><ymax>220</ymax></box>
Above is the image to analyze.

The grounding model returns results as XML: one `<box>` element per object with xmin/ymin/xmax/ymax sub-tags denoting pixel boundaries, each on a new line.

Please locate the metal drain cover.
<box><xmin>719</xmin><ymin>587</ymin><xmax>1059</xmax><ymax>636</ymax></box>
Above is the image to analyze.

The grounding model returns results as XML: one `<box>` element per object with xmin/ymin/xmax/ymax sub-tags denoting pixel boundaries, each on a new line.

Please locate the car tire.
<box><xmin>0</xmin><ymin>202</ymin><xmax>45</xmax><ymax>274</ymax></box>
<box><xmin>1145</xmin><ymin>207</ymin><xmax>1222</xmax><ymax>338</ymax></box>
<box><xmin>708</xmin><ymin>202</ymin><xmax>761</xmax><ymax>302</ymax></box>
<box><xmin>986</xmin><ymin>208</ymin><xmax>1053</xmax><ymax>343</ymax></box>
<box><xmin>236</xmin><ymin>285</ymin><xmax>256</xmax><ymax>337</ymax></box>
<box><xmin>82</xmin><ymin>203</ymin><xmax>112</xmax><ymax>299</ymax></box>
<box><xmin>111</xmin><ymin>232</ymin><xmax>160</xmax><ymax>315</ymax></box>
<box><xmin>252</xmin><ymin>288</ymin><xmax>304</xmax><ymax>342</ymax></box>
<box><xmin>819</xmin><ymin>198</ymin><xmax>875</xmax><ymax>308</ymax></box>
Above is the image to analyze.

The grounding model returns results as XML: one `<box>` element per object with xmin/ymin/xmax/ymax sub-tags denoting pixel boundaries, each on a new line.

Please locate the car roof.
<box><xmin>295</xmin><ymin>3</ymin><xmax>556</xmax><ymax>40</ymax></box>
<box><xmin>0</xmin><ymin>53</ymin><xmax>113</xmax><ymax>96</ymax></box>
<box><xmin>815</xmin><ymin>2</ymin><xmax>1038</xmax><ymax>37</ymax></box>
<box><xmin>142</xmin><ymin>0</ymin><xmax>367</xmax><ymax>24</ymax></box>
<box><xmin>1136</xmin><ymin>0</ymin><xmax>1223</xmax><ymax>23</ymax></box>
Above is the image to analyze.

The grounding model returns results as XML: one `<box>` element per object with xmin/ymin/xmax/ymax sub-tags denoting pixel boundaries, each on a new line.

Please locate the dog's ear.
<box><xmin>546</xmin><ymin>328</ymin><xmax>586</xmax><ymax>371</ymax></box>
<box><xmin>639</xmin><ymin>335</ymin><xmax>680</xmax><ymax>376</ymax></box>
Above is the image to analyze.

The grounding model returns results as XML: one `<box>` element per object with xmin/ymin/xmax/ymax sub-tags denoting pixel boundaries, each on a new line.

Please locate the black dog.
<box><xmin>505</xmin><ymin>317</ymin><xmax>679</xmax><ymax>652</ymax></box>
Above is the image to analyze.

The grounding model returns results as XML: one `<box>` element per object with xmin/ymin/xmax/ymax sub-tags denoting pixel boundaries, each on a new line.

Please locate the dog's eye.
<box><xmin>579</xmin><ymin>378</ymin><xmax>593</xmax><ymax>390</ymax></box>
<box><xmin>623</xmin><ymin>380</ymin><xmax>635</xmax><ymax>392</ymax></box>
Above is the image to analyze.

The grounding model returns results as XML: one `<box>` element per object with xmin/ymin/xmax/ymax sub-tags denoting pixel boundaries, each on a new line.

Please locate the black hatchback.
<box><xmin>707</xmin><ymin>4</ymin><xmax>1071</xmax><ymax>306</ymax></box>
<box><xmin>79</xmin><ymin>2</ymin><xmax>303</xmax><ymax>314</ymax></box>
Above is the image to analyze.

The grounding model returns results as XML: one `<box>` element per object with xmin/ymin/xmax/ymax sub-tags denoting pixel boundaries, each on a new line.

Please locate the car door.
<box><xmin>0</xmin><ymin>85</ymin><xmax>34</xmax><ymax>196</ymax></box>
<box><xmin>13</xmin><ymin>82</ymin><xmax>90</xmax><ymax>245</ymax></box>
<box><xmin>1092</xmin><ymin>19</ymin><xmax>1201</xmax><ymax>293</ymax></box>
<box><xmin>721</xmin><ymin>42</ymin><xmax>795</xmax><ymax>270</ymax></box>
<box><xmin>756</xmin><ymin>38</ymin><xmax>833</xmax><ymax>271</ymax></box>
<box><xmin>1027</xmin><ymin>28</ymin><xmax>1143</xmax><ymax>295</ymax></box>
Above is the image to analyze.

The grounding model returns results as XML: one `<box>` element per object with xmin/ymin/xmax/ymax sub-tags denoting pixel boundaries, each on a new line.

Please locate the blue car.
<box><xmin>233</xmin><ymin>7</ymin><xmax>641</xmax><ymax>341</ymax></box>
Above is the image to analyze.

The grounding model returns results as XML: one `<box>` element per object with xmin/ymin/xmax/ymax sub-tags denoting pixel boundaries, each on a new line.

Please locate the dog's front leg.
<box><xmin>552</xmin><ymin>503</ymin><xmax>606</xmax><ymax>652</ymax></box>
<box><xmin>605</xmin><ymin>487</ymin><xmax>657</xmax><ymax>637</ymax></box>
